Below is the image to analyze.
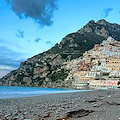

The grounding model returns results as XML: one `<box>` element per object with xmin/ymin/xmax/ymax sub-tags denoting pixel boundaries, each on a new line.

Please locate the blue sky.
<box><xmin>0</xmin><ymin>0</ymin><xmax>120</xmax><ymax>77</ymax></box>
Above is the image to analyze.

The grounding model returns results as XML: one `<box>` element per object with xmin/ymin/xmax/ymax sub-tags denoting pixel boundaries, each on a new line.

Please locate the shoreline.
<box><xmin>0</xmin><ymin>89</ymin><xmax>120</xmax><ymax>120</ymax></box>
<box><xmin>0</xmin><ymin>86</ymin><xmax>91</xmax><ymax>100</ymax></box>
<box><xmin>0</xmin><ymin>89</ymin><xmax>92</xmax><ymax>100</ymax></box>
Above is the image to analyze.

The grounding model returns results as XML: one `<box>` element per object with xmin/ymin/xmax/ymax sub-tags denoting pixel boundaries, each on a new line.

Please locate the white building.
<box><xmin>109</xmin><ymin>71</ymin><xmax>120</xmax><ymax>77</ymax></box>
<box><xmin>86</xmin><ymin>71</ymin><xmax>101</xmax><ymax>77</ymax></box>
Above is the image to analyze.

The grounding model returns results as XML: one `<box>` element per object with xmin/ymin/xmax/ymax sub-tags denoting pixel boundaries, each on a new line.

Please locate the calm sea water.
<box><xmin>0</xmin><ymin>86</ymin><xmax>88</xmax><ymax>99</ymax></box>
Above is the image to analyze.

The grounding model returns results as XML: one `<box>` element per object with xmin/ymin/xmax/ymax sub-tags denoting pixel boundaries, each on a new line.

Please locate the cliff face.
<box><xmin>79</xmin><ymin>19</ymin><xmax>120</xmax><ymax>40</ymax></box>
<box><xmin>1</xmin><ymin>19</ymin><xmax>120</xmax><ymax>88</ymax></box>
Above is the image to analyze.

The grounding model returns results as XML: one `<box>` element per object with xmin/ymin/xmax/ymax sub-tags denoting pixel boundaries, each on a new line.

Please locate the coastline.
<box><xmin>0</xmin><ymin>89</ymin><xmax>92</xmax><ymax>100</ymax></box>
<box><xmin>0</xmin><ymin>86</ymin><xmax>90</xmax><ymax>99</ymax></box>
<box><xmin>0</xmin><ymin>89</ymin><xmax>120</xmax><ymax>120</ymax></box>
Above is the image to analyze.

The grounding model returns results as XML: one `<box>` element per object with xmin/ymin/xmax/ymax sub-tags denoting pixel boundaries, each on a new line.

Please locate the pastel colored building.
<box><xmin>91</xmin><ymin>65</ymin><xmax>102</xmax><ymax>71</ymax></box>
<box><xmin>106</xmin><ymin>78</ymin><xmax>119</xmax><ymax>88</ymax></box>
<box><xmin>85</xmin><ymin>57</ymin><xmax>91</xmax><ymax>64</ymax></box>
<box><xmin>98</xmin><ymin>47</ymin><xmax>104</xmax><ymax>51</ymax></box>
<box><xmin>111</xmin><ymin>46</ymin><xmax>117</xmax><ymax>52</ymax></box>
<box><xmin>89</xmin><ymin>78</ymin><xmax>107</xmax><ymax>89</ymax></box>
<box><xmin>94</xmin><ymin>44</ymin><xmax>100</xmax><ymax>49</ymax></box>
<box><xmin>73</xmin><ymin>77</ymin><xmax>94</xmax><ymax>89</ymax></box>
<box><xmin>73</xmin><ymin>71</ymin><xmax>87</xmax><ymax>77</ymax></box>
<box><xmin>83</xmin><ymin>51</ymin><xmax>88</xmax><ymax>56</ymax></box>
<box><xmin>79</xmin><ymin>65</ymin><xmax>87</xmax><ymax>71</ymax></box>
<box><xmin>103</xmin><ymin>45</ymin><xmax>112</xmax><ymax>51</ymax></box>
<box><xmin>107</xmin><ymin>36</ymin><xmax>114</xmax><ymax>42</ymax></box>
<box><xmin>106</xmin><ymin>57</ymin><xmax>120</xmax><ymax>71</ymax></box>
<box><xmin>101</xmin><ymin>40</ymin><xmax>106</xmax><ymax>46</ymax></box>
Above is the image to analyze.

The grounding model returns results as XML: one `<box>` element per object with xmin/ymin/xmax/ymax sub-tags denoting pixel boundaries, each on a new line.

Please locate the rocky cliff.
<box><xmin>1</xmin><ymin>19</ymin><xmax>120</xmax><ymax>88</ymax></box>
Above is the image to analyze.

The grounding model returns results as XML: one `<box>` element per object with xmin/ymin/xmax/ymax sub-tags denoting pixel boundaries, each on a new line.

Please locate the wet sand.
<box><xmin>0</xmin><ymin>89</ymin><xmax>120</xmax><ymax>120</ymax></box>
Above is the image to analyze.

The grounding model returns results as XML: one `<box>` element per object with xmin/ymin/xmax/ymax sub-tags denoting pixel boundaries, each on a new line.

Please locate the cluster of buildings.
<box><xmin>72</xmin><ymin>37</ymin><xmax>120</xmax><ymax>89</ymax></box>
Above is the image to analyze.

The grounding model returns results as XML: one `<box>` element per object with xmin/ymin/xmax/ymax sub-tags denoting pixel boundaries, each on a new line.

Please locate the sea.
<box><xmin>0</xmin><ymin>86</ymin><xmax>88</xmax><ymax>99</ymax></box>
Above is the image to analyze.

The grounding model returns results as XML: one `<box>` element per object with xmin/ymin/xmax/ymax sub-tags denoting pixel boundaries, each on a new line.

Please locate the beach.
<box><xmin>0</xmin><ymin>89</ymin><xmax>120</xmax><ymax>120</ymax></box>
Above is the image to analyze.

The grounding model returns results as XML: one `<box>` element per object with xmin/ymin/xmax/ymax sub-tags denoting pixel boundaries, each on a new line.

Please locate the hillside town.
<box><xmin>65</xmin><ymin>37</ymin><xmax>120</xmax><ymax>89</ymax></box>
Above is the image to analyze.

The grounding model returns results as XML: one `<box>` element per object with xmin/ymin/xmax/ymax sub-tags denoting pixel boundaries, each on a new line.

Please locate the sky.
<box><xmin>0</xmin><ymin>0</ymin><xmax>120</xmax><ymax>77</ymax></box>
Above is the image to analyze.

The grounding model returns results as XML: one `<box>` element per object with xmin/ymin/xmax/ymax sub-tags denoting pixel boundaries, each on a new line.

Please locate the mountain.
<box><xmin>1</xmin><ymin>19</ymin><xmax>120</xmax><ymax>88</ymax></box>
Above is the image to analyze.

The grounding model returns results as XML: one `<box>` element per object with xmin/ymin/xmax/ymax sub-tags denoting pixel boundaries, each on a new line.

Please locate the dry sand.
<box><xmin>0</xmin><ymin>89</ymin><xmax>120</xmax><ymax>120</ymax></box>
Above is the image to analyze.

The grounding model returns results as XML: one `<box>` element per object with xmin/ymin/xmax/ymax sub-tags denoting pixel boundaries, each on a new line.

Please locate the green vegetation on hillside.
<box><xmin>50</xmin><ymin>68</ymin><xmax>69</xmax><ymax>82</ymax></box>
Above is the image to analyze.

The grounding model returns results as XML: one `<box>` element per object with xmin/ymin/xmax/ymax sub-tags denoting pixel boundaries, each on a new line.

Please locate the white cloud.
<box><xmin>0</xmin><ymin>65</ymin><xmax>17</xmax><ymax>78</ymax></box>
<box><xmin>0</xmin><ymin>69</ymin><xmax>10</xmax><ymax>78</ymax></box>
<box><xmin>0</xmin><ymin>65</ymin><xmax>16</xmax><ymax>70</ymax></box>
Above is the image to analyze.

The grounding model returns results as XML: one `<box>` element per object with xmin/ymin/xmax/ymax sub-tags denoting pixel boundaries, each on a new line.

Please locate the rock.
<box><xmin>56</xmin><ymin>116</ymin><xmax>69</xmax><ymax>120</ymax></box>
<box><xmin>92</xmin><ymin>104</ymin><xmax>101</xmax><ymax>107</ymax></box>
<box><xmin>57</xmin><ymin>109</ymin><xmax>61</xmax><ymax>113</ymax></box>
<box><xmin>66</xmin><ymin>109</ymin><xmax>94</xmax><ymax>118</ymax></box>
<box><xmin>83</xmin><ymin>100</ymin><xmax>87</xmax><ymax>103</ymax></box>
<box><xmin>85</xmin><ymin>100</ymin><xmax>97</xmax><ymax>103</ymax></box>
<box><xmin>4</xmin><ymin>114</ymin><xmax>13</xmax><ymax>120</ymax></box>
<box><xmin>23</xmin><ymin>112</ymin><xmax>28</xmax><ymax>115</ymax></box>
<box><xmin>108</xmin><ymin>95</ymin><xmax>111</xmax><ymax>98</ymax></box>
<box><xmin>24</xmin><ymin>119</ymin><xmax>31</xmax><ymax>120</ymax></box>
<box><xmin>19</xmin><ymin>115</ymin><xmax>25</xmax><ymax>120</ymax></box>
<box><xmin>4</xmin><ymin>114</ymin><xmax>11</xmax><ymax>118</ymax></box>
<box><xmin>30</xmin><ymin>110</ymin><xmax>34</xmax><ymax>113</ymax></box>
<box><xmin>59</xmin><ymin>107</ymin><xmax>65</xmax><ymax>111</ymax></box>
<box><xmin>42</xmin><ymin>113</ymin><xmax>51</xmax><ymax>118</ymax></box>
<box><xmin>12</xmin><ymin>116</ymin><xmax>19</xmax><ymax>120</ymax></box>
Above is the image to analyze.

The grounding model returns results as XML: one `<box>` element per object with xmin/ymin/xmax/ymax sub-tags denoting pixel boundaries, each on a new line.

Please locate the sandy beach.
<box><xmin>0</xmin><ymin>89</ymin><xmax>120</xmax><ymax>120</ymax></box>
